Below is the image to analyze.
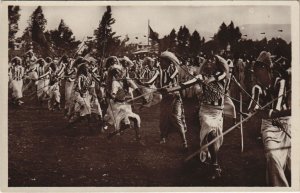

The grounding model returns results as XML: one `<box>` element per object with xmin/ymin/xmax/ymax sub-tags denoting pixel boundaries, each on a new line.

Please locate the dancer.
<box><xmin>247</xmin><ymin>51</ymin><xmax>291</xmax><ymax>186</ymax></box>
<box><xmin>157</xmin><ymin>51</ymin><xmax>188</xmax><ymax>151</ymax></box>
<box><xmin>161</xmin><ymin>54</ymin><xmax>229</xmax><ymax>178</ymax></box>
<box><xmin>105</xmin><ymin>58</ymin><xmax>142</xmax><ymax>141</ymax></box>
<box><xmin>36</xmin><ymin>58</ymin><xmax>50</xmax><ymax>104</ymax></box>
<box><xmin>9</xmin><ymin>57</ymin><xmax>25</xmax><ymax>106</ymax></box>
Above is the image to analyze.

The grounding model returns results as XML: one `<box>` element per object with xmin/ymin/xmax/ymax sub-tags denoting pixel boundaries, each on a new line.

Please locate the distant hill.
<box><xmin>239</xmin><ymin>24</ymin><xmax>291</xmax><ymax>43</ymax></box>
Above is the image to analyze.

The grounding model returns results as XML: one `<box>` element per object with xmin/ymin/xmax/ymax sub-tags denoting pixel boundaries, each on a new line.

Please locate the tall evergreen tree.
<box><xmin>168</xmin><ymin>29</ymin><xmax>177</xmax><ymax>52</ymax></box>
<box><xmin>201</xmin><ymin>37</ymin><xmax>206</xmax><ymax>45</ymax></box>
<box><xmin>158</xmin><ymin>29</ymin><xmax>177</xmax><ymax>52</ymax></box>
<box><xmin>214</xmin><ymin>21</ymin><xmax>242</xmax><ymax>49</ymax></box>
<box><xmin>8</xmin><ymin>6</ymin><xmax>21</xmax><ymax>49</ymax></box>
<box><xmin>215</xmin><ymin>22</ymin><xmax>229</xmax><ymax>48</ymax></box>
<box><xmin>22</xmin><ymin>6</ymin><xmax>49</xmax><ymax>56</ymax></box>
<box><xmin>189</xmin><ymin>30</ymin><xmax>202</xmax><ymax>57</ymax></box>
<box><xmin>159</xmin><ymin>35</ymin><xmax>170</xmax><ymax>52</ymax></box>
<box><xmin>94</xmin><ymin>6</ymin><xmax>121</xmax><ymax>57</ymax></box>
<box><xmin>45</xmin><ymin>19</ymin><xmax>81</xmax><ymax>56</ymax></box>
<box><xmin>176</xmin><ymin>25</ymin><xmax>190</xmax><ymax>57</ymax></box>
<box><xmin>227</xmin><ymin>21</ymin><xmax>242</xmax><ymax>44</ymax></box>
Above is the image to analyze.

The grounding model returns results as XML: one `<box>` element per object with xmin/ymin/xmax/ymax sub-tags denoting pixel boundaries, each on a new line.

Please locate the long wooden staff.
<box><xmin>184</xmin><ymin>89</ymin><xmax>291</xmax><ymax>162</ymax></box>
<box><xmin>125</xmin><ymin>84</ymin><xmax>169</xmax><ymax>103</ymax></box>
<box><xmin>238</xmin><ymin>63</ymin><xmax>244</xmax><ymax>152</ymax></box>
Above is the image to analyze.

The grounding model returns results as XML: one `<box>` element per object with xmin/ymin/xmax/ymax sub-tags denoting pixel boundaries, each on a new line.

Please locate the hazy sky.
<box><xmin>16</xmin><ymin>5</ymin><xmax>291</xmax><ymax>43</ymax></box>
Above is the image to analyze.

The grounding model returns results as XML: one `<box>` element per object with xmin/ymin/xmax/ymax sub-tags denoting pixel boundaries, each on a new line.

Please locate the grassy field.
<box><xmin>8</xmin><ymin>93</ymin><xmax>267</xmax><ymax>186</ymax></box>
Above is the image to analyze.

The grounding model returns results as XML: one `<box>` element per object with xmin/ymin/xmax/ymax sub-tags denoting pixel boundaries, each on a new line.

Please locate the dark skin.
<box><xmin>253</xmin><ymin>65</ymin><xmax>274</xmax><ymax>118</ymax></box>
<box><xmin>202</xmin><ymin>57</ymin><xmax>218</xmax><ymax>77</ymax></box>
<box><xmin>158</xmin><ymin>57</ymin><xmax>188</xmax><ymax>149</ymax></box>
<box><xmin>160</xmin><ymin>57</ymin><xmax>222</xmax><ymax>175</ymax></box>
<box><xmin>187</xmin><ymin>58</ymin><xmax>223</xmax><ymax>177</ymax></box>
<box><xmin>254</xmin><ymin>65</ymin><xmax>272</xmax><ymax>88</ymax></box>
<box><xmin>201</xmin><ymin>59</ymin><xmax>220</xmax><ymax>167</ymax></box>
<box><xmin>251</xmin><ymin>64</ymin><xmax>291</xmax><ymax>119</ymax></box>
<box><xmin>159</xmin><ymin>58</ymin><xmax>170</xmax><ymax>70</ymax></box>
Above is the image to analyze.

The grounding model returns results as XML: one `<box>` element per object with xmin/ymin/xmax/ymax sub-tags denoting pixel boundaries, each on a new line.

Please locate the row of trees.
<box><xmin>158</xmin><ymin>21</ymin><xmax>290</xmax><ymax>61</ymax></box>
<box><xmin>9</xmin><ymin>6</ymin><xmax>82</xmax><ymax>57</ymax></box>
<box><xmin>159</xmin><ymin>27</ymin><xmax>206</xmax><ymax>58</ymax></box>
<box><xmin>8</xmin><ymin>5</ymin><xmax>291</xmax><ymax>62</ymax></box>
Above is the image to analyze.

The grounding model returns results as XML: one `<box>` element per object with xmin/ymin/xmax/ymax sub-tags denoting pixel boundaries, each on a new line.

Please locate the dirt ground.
<box><xmin>8</xmin><ymin>94</ymin><xmax>267</xmax><ymax>187</ymax></box>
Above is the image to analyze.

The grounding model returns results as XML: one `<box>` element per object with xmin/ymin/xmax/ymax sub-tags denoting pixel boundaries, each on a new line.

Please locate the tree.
<box><xmin>256</xmin><ymin>37</ymin><xmax>268</xmax><ymax>53</ymax></box>
<box><xmin>267</xmin><ymin>38</ymin><xmax>291</xmax><ymax>61</ymax></box>
<box><xmin>45</xmin><ymin>19</ymin><xmax>81</xmax><ymax>56</ymax></box>
<box><xmin>189</xmin><ymin>30</ymin><xmax>202</xmax><ymax>57</ymax></box>
<box><xmin>168</xmin><ymin>29</ymin><xmax>177</xmax><ymax>52</ymax></box>
<box><xmin>159</xmin><ymin>35</ymin><xmax>170</xmax><ymax>52</ymax></box>
<box><xmin>94</xmin><ymin>6</ymin><xmax>121</xmax><ymax>57</ymax></box>
<box><xmin>201</xmin><ymin>37</ymin><xmax>206</xmax><ymax>45</ymax></box>
<box><xmin>8</xmin><ymin>6</ymin><xmax>21</xmax><ymax>49</ymax></box>
<box><xmin>202</xmin><ymin>39</ymin><xmax>222</xmax><ymax>56</ymax></box>
<box><xmin>158</xmin><ymin>29</ymin><xmax>177</xmax><ymax>52</ymax></box>
<box><xmin>233</xmin><ymin>39</ymin><xmax>256</xmax><ymax>59</ymax></box>
<box><xmin>176</xmin><ymin>25</ymin><xmax>190</xmax><ymax>57</ymax></box>
<box><xmin>228</xmin><ymin>21</ymin><xmax>242</xmax><ymax>46</ymax></box>
<box><xmin>111</xmin><ymin>35</ymin><xmax>133</xmax><ymax>57</ymax></box>
<box><xmin>214</xmin><ymin>22</ymin><xmax>228</xmax><ymax>47</ymax></box>
<box><xmin>214</xmin><ymin>21</ymin><xmax>242</xmax><ymax>49</ymax></box>
<box><xmin>22</xmin><ymin>6</ymin><xmax>49</xmax><ymax>56</ymax></box>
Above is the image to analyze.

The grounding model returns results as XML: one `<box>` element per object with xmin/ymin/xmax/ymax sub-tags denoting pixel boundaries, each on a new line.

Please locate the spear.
<box><xmin>184</xmin><ymin>90</ymin><xmax>291</xmax><ymax>162</ymax></box>
<box><xmin>125</xmin><ymin>84</ymin><xmax>170</xmax><ymax>103</ymax></box>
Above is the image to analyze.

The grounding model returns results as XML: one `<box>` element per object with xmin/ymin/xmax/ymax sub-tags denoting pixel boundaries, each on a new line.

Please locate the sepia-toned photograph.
<box><xmin>1</xmin><ymin>0</ymin><xmax>300</xmax><ymax>190</ymax></box>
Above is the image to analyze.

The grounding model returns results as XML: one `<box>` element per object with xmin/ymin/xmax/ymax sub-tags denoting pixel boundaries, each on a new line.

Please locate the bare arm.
<box><xmin>247</xmin><ymin>85</ymin><xmax>262</xmax><ymax>112</ymax></box>
<box><xmin>57</xmin><ymin>64</ymin><xmax>66</xmax><ymax>77</ymax></box>
<box><xmin>38</xmin><ymin>70</ymin><xmax>51</xmax><ymax>79</ymax></box>
<box><xmin>269</xmin><ymin>109</ymin><xmax>291</xmax><ymax>118</ymax></box>
<box><xmin>170</xmin><ymin>67</ymin><xmax>178</xmax><ymax>79</ymax></box>
<box><xmin>274</xmin><ymin>79</ymin><xmax>286</xmax><ymax>111</ymax></box>
<box><xmin>203</xmin><ymin>71</ymin><xmax>226</xmax><ymax>84</ymax></box>
<box><xmin>166</xmin><ymin>74</ymin><xmax>204</xmax><ymax>93</ymax></box>
<box><xmin>143</xmin><ymin>70</ymin><xmax>159</xmax><ymax>85</ymax></box>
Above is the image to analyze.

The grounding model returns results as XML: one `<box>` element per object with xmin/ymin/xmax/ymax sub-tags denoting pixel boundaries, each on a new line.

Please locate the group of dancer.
<box><xmin>8</xmin><ymin>48</ymin><xmax>291</xmax><ymax>186</ymax></box>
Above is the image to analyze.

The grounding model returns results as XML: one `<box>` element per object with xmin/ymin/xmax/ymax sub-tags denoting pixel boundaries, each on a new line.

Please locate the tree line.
<box><xmin>8</xmin><ymin>5</ymin><xmax>291</xmax><ymax>62</ymax></box>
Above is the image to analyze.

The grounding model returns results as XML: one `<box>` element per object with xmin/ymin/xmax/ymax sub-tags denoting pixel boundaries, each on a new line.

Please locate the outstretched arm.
<box><xmin>65</xmin><ymin>68</ymin><xmax>76</xmax><ymax>76</ymax></box>
<box><xmin>202</xmin><ymin>71</ymin><xmax>226</xmax><ymax>85</ymax></box>
<box><xmin>57</xmin><ymin>64</ymin><xmax>66</xmax><ymax>77</ymax></box>
<box><xmin>170</xmin><ymin>67</ymin><xmax>179</xmax><ymax>79</ymax></box>
<box><xmin>269</xmin><ymin>109</ymin><xmax>291</xmax><ymax>118</ymax></box>
<box><xmin>38</xmin><ymin>70</ymin><xmax>51</xmax><ymax>79</ymax></box>
<box><xmin>165</xmin><ymin>74</ymin><xmax>204</xmax><ymax>93</ymax></box>
<box><xmin>247</xmin><ymin>85</ymin><xmax>262</xmax><ymax>112</ymax></box>
<box><xmin>142</xmin><ymin>70</ymin><xmax>159</xmax><ymax>85</ymax></box>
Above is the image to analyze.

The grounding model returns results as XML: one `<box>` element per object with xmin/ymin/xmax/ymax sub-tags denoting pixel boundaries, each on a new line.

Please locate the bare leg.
<box><xmin>98</xmin><ymin>115</ymin><xmax>105</xmax><ymax>133</ymax></box>
<box><xmin>171</xmin><ymin>100</ymin><xmax>188</xmax><ymax>150</ymax></box>
<box><xmin>207</xmin><ymin>130</ymin><xmax>218</xmax><ymax>164</ymax></box>
<box><xmin>132</xmin><ymin>118</ymin><xmax>141</xmax><ymax>140</ymax></box>
<box><xmin>207</xmin><ymin>130</ymin><xmax>221</xmax><ymax>179</ymax></box>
